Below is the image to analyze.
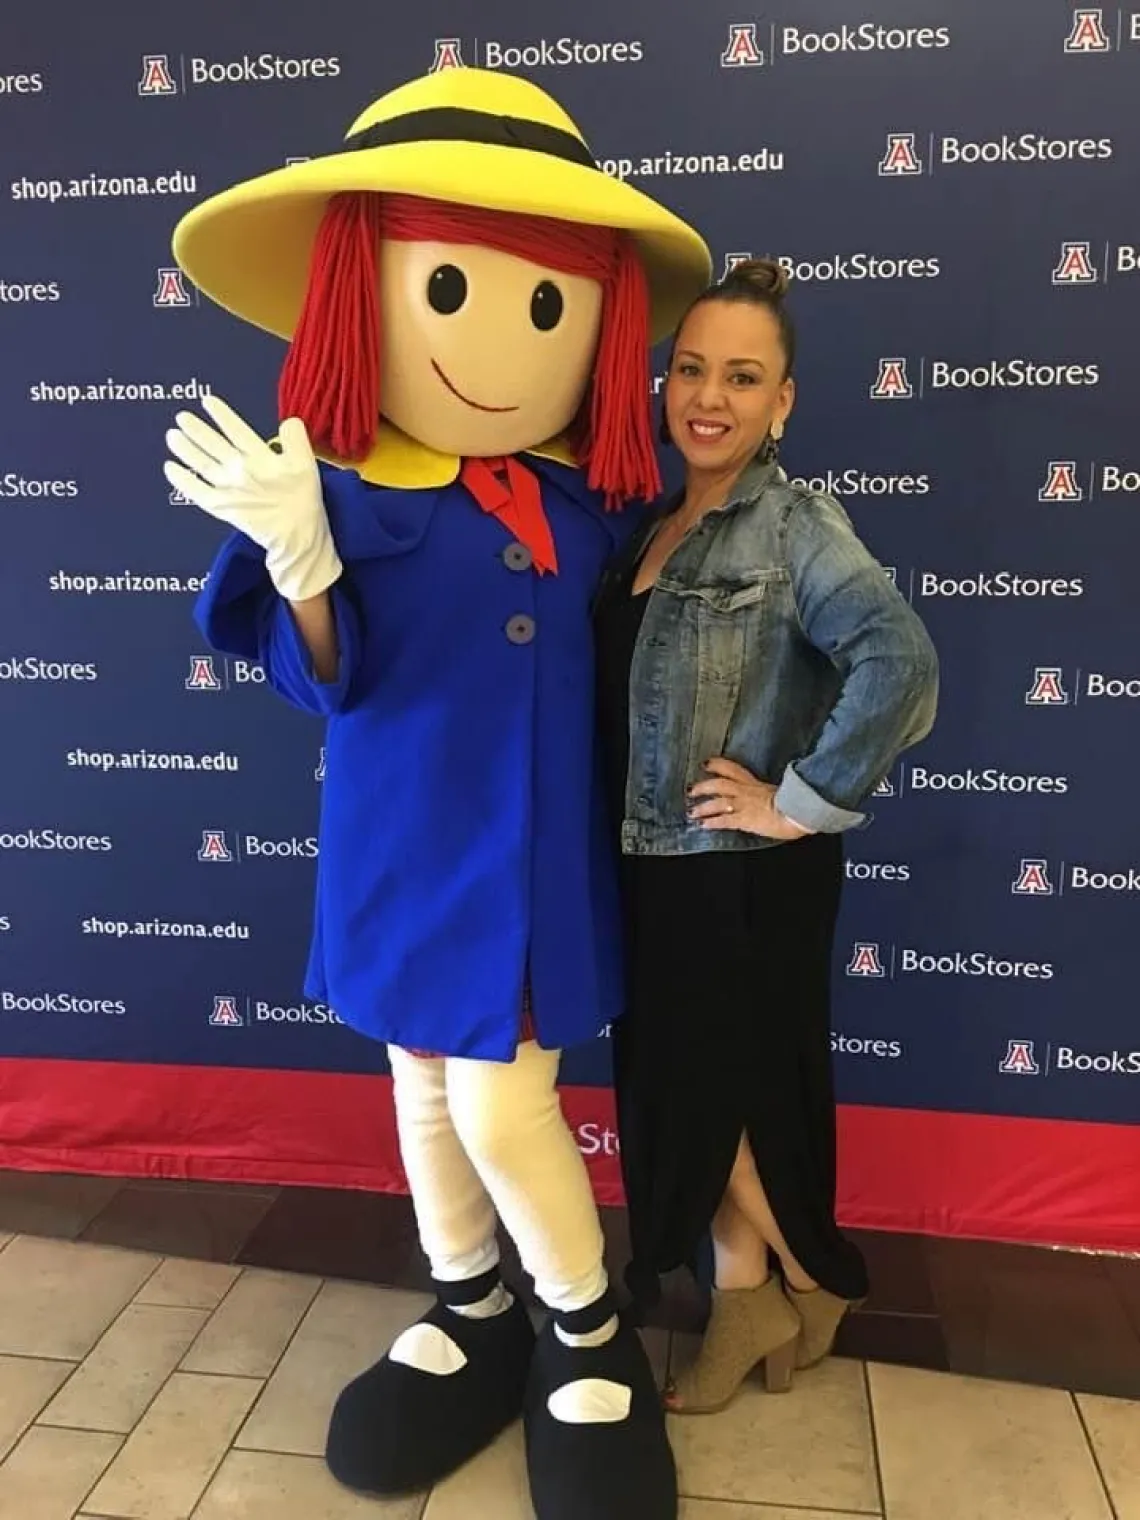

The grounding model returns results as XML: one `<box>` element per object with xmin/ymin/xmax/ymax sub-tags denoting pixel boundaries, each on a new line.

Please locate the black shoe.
<box><xmin>524</xmin><ymin>1309</ymin><xmax>677</xmax><ymax>1520</ymax></box>
<box><xmin>326</xmin><ymin>1280</ymin><xmax>535</xmax><ymax>1496</ymax></box>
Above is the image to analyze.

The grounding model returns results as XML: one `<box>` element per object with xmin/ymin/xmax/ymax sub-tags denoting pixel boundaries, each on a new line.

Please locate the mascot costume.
<box><xmin>163</xmin><ymin>67</ymin><xmax>709</xmax><ymax>1519</ymax></box>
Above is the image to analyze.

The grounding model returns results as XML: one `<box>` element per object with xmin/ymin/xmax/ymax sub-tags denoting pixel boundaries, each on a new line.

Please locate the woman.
<box><xmin>595</xmin><ymin>258</ymin><xmax>938</xmax><ymax>1413</ymax></box>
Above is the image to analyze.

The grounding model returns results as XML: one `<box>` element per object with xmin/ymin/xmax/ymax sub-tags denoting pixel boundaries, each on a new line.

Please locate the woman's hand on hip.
<box><xmin>688</xmin><ymin>758</ymin><xmax>814</xmax><ymax>840</ymax></box>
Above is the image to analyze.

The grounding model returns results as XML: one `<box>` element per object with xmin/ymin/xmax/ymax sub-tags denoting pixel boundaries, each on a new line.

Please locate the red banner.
<box><xmin>2</xmin><ymin>1059</ymin><xmax>1137</xmax><ymax>1251</ymax></box>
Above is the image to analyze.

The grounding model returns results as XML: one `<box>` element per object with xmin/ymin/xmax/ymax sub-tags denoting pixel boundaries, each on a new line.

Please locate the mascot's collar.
<box><xmin>317</xmin><ymin>422</ymin><xmax>579</xmax><ymax>490</ymax></box>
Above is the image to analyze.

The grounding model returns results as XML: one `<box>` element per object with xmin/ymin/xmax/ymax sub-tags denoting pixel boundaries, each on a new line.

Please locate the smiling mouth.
<box><xmin>431</xmin><ymin>360</ymin><xmax>519</xmax><ymax>414</ymax></box>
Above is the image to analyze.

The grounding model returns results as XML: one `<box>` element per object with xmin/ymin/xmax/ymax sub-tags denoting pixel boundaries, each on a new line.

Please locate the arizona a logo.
<box><xmin>722</xmin><ymin>252</ymin><xmax>754</xmax><ymax>278</ymax></box>
<box><xmin>186</xmin><ymin>655</ymin><xmax>222</xmax><ymax>692</ymax></box>
<box><xmin>722</xmin><ymin>23</ymin><xmax>765</xmax><ymax>66</ymax></box>
<box><xmin>169</xmin><ymin>483</ymin><xmax>192</xmax><ymax>505</ymax></box>
<box><xmin>198</xmin><ymin>830</ymin><xmax>234</xmax><ymax>863</ymax></box>
<box><xmin>315</xmin><ymin>747</ymin><xmax>326</xmax><ymax>782</ymax></box>
<box><xmin>1065</xmin><ymin>8</ymin><xmax>1112</xmax><ymax>52</ymax></box>
<box><xmin>1025</xmin><ymin>667</ymin><xmax>1069</xmax><ymax>706</ymax></box>
<box><xmin>846</xmin><ymin>942</ymin><xmax>886</xmax><ymax>978</ymax></box>
<box><xmin>430</xmin><ymin>38</ymin><xmax>465</xmax><ymax>72</ymax></box>
<box><xmin>873</xmin><ymin>774</ymin><xmax>896</xmax><ymax>797</ymax></box>
<box><xmin>210</xmin><ymin>995</ymin><xmax>244</xmax><ymax>1027</ymax></box>
<box><xmin>138</xmin><ymin>53</ymin><xmax>178</xmax><ymax>96</ymax></box>
<box><xmin>870</xmin><ymin>358</ymin><xmax>913</xmax><ymax>400</ymax></box>
<box><xmin>1012</xmin><ymin>859</ymin><xmax>1054</xmax><ymax>896</ymax></box>
<box><xmin>1052</xmin><ymin>242</ymin><xmax>1098</xmax><ymax>285</ymax></box>
<box><xmin>999</xmin><ymin>1040</ymin><xmax>1041</xmax><ymax>1075</ymax></box>
<box><xmin>1039</xmin><ymin>461</ymin><xmax>1083</xmax><ymax>502</ymax></box>
<box><xmin>878</xmin><ymin>133</ymin><xmax>923</xmax><ymax>177</ymax></box>
<box><xmin>153</xmin><ymin>268</ymin><xmax>192</xmax><ymax>309</ymax></box>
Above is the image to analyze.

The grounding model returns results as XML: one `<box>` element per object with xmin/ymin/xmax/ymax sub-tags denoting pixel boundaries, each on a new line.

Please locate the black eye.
<box><xmin>530</xmin><ymin>280</ymin><xmax>564</xmax><ymax>331</ymax></box>
<box><xmin>428</xmin><ymin>264</ymin><xmax>467</xmax><ymax>315</ymax></box>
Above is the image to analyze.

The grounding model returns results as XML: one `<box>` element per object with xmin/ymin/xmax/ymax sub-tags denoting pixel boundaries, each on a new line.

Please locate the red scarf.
<box><xmin>460</xmin><ymin>456</ymin><xmax>558</xmax><ymax>576</ymax></box>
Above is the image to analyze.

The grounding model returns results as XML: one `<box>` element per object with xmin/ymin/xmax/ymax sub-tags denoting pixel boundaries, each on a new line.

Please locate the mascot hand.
<box><xmin>164</xmin><ymin>394</ymin><xmax>342</xmax><ymax>602</ymax></box>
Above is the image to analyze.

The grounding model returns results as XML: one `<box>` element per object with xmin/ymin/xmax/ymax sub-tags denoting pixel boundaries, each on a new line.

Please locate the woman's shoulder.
<box><xmin>738</xmin><ymin>472</ymin><xmax>862</xmax><ymax>558</ymax></box>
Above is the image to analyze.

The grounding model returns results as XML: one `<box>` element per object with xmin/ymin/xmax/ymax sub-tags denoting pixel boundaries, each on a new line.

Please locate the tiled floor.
<box><xmin>3</xmin><ymin>1170</ymin><xmax>1138</xmax><ymax>1399</ymax></box>
<box><xmin>0</xmin><ymin>1172</ymin><xmax>1138</xmax><ymax>1518</ymax></box>
<box><xmin>0</xmin><ymin>1231</ymin><xmax>1138</xmax><ymax>1519</ymax></box>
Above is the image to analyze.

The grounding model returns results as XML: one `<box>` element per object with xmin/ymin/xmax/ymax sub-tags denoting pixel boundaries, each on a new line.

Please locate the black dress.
<box><xmin>595</xmin><ymin>556</ymin><xmax>869</xmax><ymax>1309</ymax></box>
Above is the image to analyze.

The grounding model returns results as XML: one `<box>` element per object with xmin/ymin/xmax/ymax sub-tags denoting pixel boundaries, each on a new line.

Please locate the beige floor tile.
<box><xmin>1078</xmin><ymin>1392</ymin><xmax>1140</xmax><ymax>1519</ymax></box>
<box><xmin>680</xmin><ymin>1505</ymin><xmax>875</xmax><ymax>1518</ymax></box>
<box><xmin>870</xmin><ymin>1362</ymin><xmax>1113</xmax><ymax>1520</ymax></box>
<box><xmin>194</xmin><ymin>1449</ymin><xmax>423</xmax><ymax>1518</ymax></box>
<box><xmin>0</xmin><ymin>1424</ymin><xmax>121</xmax><ymax>1519</ymax></box>
<box><xmin>668</xmin><ymin>1336</ymin><xmax>879</xmax><ymax>1511</ymax></box>
<box><xmin>39</xmin><ymin>1304</ymin><xmax>209</xmax><ymax>1434</ymax></box>
<box><xmin>85</xmin><ymin>1370</ymin><xmax>261</xmax><ymax>1520</ymax></box>
<box><xmin>0</xmin><ymin>1236</ymin><xmax>156</xmax><ymax>1359</ymax></box>
<box><xmin>181</xmin><ymin>1268</ymin><xmax>321</xmax><ymax>1378</ymax></box>
<box><xmin>424</xmin><ymin>1422</ymin><xmax>534</xmax><ymax>1520</ymax></box>
<box><xmin>684</xmin><ymin>1501</ymin><xmax>881</xmax><ymax>1513</ymax></box>
<box><xmin>236</xmin><ymin>1282</ymin><xmax>430</xmax><ymax>1457</ymax></box>
<box><xmin>0</xmin><ymin>1355</ymin><xmax>72</xmax><ymax>1461</ymax></box>
<box><xmin>134</xmin><ymin>1258</ymin><xmax>240</xmax><ymax>1310</ymax></box>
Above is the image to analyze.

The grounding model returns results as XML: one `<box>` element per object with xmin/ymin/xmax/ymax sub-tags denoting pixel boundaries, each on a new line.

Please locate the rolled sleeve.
<box><xmin>775</xmin><ymin>763</ymin><xmax>867</xmax><ymax>834</ymax></box>
<box><xmin>259</xmin><ymin>589</ymin><xmax>360</xmax><ymax>715</ymax></box>
<box><xmin>194</xmin><ymin>530</ymin><xmax>362</xmax><ymax>716</ymax></box>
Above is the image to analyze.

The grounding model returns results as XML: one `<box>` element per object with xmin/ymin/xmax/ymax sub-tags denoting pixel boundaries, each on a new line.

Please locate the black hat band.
<box><xmin>341</xmin><ymin>106</ymin><xmax>596</xmax><ymax>170</ymax></box>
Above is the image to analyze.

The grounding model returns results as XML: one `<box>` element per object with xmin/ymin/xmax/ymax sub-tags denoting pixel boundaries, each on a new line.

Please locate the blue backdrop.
<box><xmin>2</xmin><ymin>0</ymin><xmax>1138</xmax><ymax>1134</ymax></box>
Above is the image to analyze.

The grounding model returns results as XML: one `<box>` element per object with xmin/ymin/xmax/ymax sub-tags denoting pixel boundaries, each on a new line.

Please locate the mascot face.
<box><xmin>379</xmin><ymin>238</ymin><xmax>604</xmax><ymax>457</ymax></box>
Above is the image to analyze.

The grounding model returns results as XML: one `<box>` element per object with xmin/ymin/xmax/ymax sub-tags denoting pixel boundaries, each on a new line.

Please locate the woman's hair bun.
<box><xmin>720</xmin><ymin>257</ymin><xmax>790</xmax><ymax>301</ymax></box>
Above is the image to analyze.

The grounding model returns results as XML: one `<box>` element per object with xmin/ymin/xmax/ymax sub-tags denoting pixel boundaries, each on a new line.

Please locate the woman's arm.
<box><xmin>775</xmin><ymin>494</ymin><xmax>939</xmax><ymax>831</ymax></box>
<box><xmin>195</xmin><ymin>535</ymin><xmax>362</xmax><ymax>717</ymax></box>
<box><xmin>287</xmin><ymin>591</ymin><xmax>340</xmax><ymax>684</ymax></box>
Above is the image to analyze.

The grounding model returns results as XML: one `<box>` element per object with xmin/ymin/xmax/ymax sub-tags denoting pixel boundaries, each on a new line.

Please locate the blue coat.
<box><xmin>195</xmin><ymin>442</ymin><xmax>633</xmax><ymax>1061</ymax></box>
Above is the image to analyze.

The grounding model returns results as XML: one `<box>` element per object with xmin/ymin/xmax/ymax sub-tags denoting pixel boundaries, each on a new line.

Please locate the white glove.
<box><xmin>164</xmin><ymin>393</ymin><xmax>342</xmax><ymax>603</ymax></box>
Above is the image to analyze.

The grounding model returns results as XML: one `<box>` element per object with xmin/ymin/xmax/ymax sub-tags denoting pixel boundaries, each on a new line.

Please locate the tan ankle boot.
<box><xmin>665</xmin><ymin>1278</ymin><xmax>801</xmax><ymax>1415</ymax></box>
<box><xmin>786</xmin><ymin>1285</ymin><xmax>863</xmax><ymax>1368</ymax></box>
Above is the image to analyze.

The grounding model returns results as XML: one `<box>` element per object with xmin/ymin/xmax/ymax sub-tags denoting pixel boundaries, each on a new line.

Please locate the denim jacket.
<box><xmin>600</xmin><ymin>459</ymin><xmax>939</xmax><ymax>856</ymax></box>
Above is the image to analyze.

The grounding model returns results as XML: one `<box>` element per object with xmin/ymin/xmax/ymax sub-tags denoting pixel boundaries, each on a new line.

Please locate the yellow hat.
<box><xmin>172</xmin><ymin>68</ymin><xmax>712</xmax><ymax>347</ymax></box>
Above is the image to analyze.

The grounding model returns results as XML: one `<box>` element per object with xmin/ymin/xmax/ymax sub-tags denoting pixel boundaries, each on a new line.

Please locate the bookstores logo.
<box><xmin>430</xmin><ymin>36</ymin><xmax>644</xmax><ymax>70</ymax></box>
<box><xmin>1000</xmin><ymin>1040</ymin><xmax>1140</xmax><ymax>1077</ymax></box>
<box><xmin>879</xmin><ymin>130</ymin><xmax>1113</xmax><ymax>175</ymax></box>
<box><xmin>871</xmin><ymin>356</ymin><xmax>1099</xmax><ymax>399</ymax></box>
<box><xmin>1025</xmin><ymin>666</ymin><xmax>1140</xmax><ymax>704</ymax></box>
<box><xmin>209</xmin><ymin>994</ymin><xmax>345</xmax><ymax>1027</ymax></box>
<box><xmin>138</xmin><ymin>51</ymin><xmax>341</xmax><ymax>95</ymax></box>
<box><xmin>722</xmin><ymin>20</ymin><xmax>949</xmax><ymax>67</ymax></box>
<box><xmin>185</xmin><ymin>655</ymin><xmax>264</xmax><ymax>691</ymax></box>
<box><xmin>999</xmin><ymin>1039</ymin><xmax>1041</xmax><ymax>1075</ymax></box>
<box><xmin>846</xmin><ymin>941</ymin><xmax>1054</xmax><ymax>979</ymax></box>
<box><xmin>788</xmin><ymin>468</ymin><xmax>931</xmax><ymax>497</ymax></box>
<box><xmin>1040</xmin><ymin>459</ymin><xmax>1140</xmax><ymax>501</ymax></box>
<box><xmin>1011</xmin><ymin>856</ymin><xmax>1140</xmax><ymax>895</ymax></box>
<box><xmin>1064</xmin><ymin>8</ymin><xmax>1140</xmax><ymax>52</ymax></box>
<box><xmin>0</xmin><ymin>471</ymin><xmax>78</xmax><ymax>500</ymax></box>
<box><xmin>1052</xmin><ymin>240</ymin><xmax>1140</xmax><ymax>283</ymax></box>
<box><xmin>153</xmin><ymin>268</ymin><xmax>194</xmax><ymax>308</ymax></box>
<box><xmin>1</xmin><ymin>989</ymin><xmax>125</xmax><ymax>1015</ymax></box>
<box><xmin>197</xmin><ymin>830</ymin><xmax>318</xmax><ymax>862</ymax></box>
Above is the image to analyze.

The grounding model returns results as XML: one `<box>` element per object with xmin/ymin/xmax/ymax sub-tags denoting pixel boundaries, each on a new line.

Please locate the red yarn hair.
<box><xmin>278</xmin><ymin>191</ymin><xmax>660</xmax><ymax>507</ymax></box>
